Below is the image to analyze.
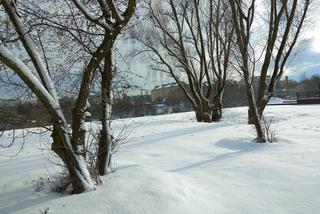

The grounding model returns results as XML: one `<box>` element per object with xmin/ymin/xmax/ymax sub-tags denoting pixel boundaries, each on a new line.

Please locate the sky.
<box><xmin>253</xmin><ymin>0</ymin><xmax>320</xmax><ymax>81</ymax></box>
<box><xmin>281</xmin><ymin>0</ymin><xmax>320</xmax><ymax>80</ymax></box>
<box><xmin>286</xmin><ymin>12</ymin><xmax>320</xmax><ymax>81</ymax></box>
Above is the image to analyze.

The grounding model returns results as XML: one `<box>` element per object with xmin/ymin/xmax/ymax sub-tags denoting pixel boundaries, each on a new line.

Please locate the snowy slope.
<box><xmin>1</xmin><ymin>105</ymin><xmax>320</xmax><ymax>214</ymax></box>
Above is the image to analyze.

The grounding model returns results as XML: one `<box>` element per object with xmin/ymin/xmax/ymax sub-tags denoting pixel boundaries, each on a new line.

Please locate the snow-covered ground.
<box><xmin>1</xmin><ymin>105</ymin><xmax>320</xmax><ymax>214</ymax></box>
<box><xmin>268</xmin><ymin>97</ymin><xmax>296</xmax><ymax>105</ymax></box>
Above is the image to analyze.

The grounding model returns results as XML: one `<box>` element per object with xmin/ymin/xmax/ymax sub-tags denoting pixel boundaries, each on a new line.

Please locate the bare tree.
<box><xmin>134</xmin><ymin>0</ymin><xmax>233</xmax><ymax>122</ymax></box>
<box><xmin>96</xmin><ymin>1</ymin><xmax>137</xmax><ymax>174</ymax></box>
<box><xmin>0</xmin><ymin>0</ymin><xmax>136</xmax><ymax>193</ymax></box>
<box><xmin>228</xmin><ymin>0</ymin><xmax>311</xmax><ymax>142</ymax></box>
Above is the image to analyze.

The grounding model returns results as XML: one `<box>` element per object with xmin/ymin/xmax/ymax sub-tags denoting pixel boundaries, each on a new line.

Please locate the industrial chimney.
<box><xmin>285</xmin><ymin>76</ymin><xmax>289</xmax><ymax>91</ymax></box>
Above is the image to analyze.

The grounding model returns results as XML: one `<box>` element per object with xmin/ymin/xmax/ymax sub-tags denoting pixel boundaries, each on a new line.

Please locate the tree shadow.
<box><xmin>214</xmin><ymin>137</ymin><xmax>262</xmax><ymax>151</ymax></box>
<box><xmin>112</xmin><ymin>164</ymin><xmax>141</xmax><ymax>172</ymax></box>
<box><xmin>0</xmin><ymin>186</ymin><xmax>64</xmax><ymax>214</ymax></box>
<box><xmin>170</xmin><ymin>138</ymin><xmax>267</xmax><ymax>172</ymax></box>
<box><xmin>125</xmin><ymin>123</ymin><xmax>235</xmax><ymax>149</ymax></box>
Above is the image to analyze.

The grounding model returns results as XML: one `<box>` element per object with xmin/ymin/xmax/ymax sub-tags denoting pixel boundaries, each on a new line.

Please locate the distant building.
<box><xmin>151</xmin><ymin>82</ymin><xmax>188</xmax><ymax>102</ymax></box>
<box><xmin>150</xmin><ymin>82</ymin><xmax>192</xmax><ymax>112</ymax></box>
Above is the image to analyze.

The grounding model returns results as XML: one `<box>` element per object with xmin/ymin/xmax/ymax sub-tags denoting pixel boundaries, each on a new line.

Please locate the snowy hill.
<box><xmin>1</xmin><ymin>105</ymin><xmax>320</xmax><ymax>214</ymax></box>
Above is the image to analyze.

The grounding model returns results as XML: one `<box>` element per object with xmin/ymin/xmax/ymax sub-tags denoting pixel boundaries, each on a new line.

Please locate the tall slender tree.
<box><xmin>228</xmin><ymin>0</ymin><xmax>311</xmax><ymax>142</ymax></box>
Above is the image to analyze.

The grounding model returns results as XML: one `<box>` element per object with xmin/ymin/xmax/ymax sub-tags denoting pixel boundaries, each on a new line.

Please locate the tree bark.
<box><xmin>248</xmin><ymin>98</ymin><xmax>268</xmax><ymax>124</ymax></box>
<box><xmin>257</xmin><ymin>99</ymin><xmax>268</xmax><ymax>119</ymax></box>
<box><xmin>195</xmin><ymin>103</ymin><xmax>212</xmax><ymax>123</ymax></box>
<box><xmin>246</xmin><ymin>86</ymin><xmax>266</xmax><ymax>142</ymax></box>
<box><xmin>51</xmin><ymin>123</ymin><xmax>95</xmax><ymax>193</ymax></box>
<box><xmin>96</xmin><ymin>41</ymin><xmax>114</xmax><ymax>175</ymax></box>
<box><xmin>71</xmin><ymin>37</ymin><xmax>112</xmax><ymax>158</ymax></box>
<box><xmin>195</xmin><ymin>109</ymin><xmax>205</xmax><ymax>122</ymax></box>
<box><xmin>211</xmin><ymin>95</ymin><xmax>222</xmax><ymax>122</ymax></box>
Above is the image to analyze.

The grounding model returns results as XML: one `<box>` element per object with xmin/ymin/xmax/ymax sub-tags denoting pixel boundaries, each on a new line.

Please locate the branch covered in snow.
<box><xmin>1</xmin><ymin>0</ymin><xmax>59</xmax><ymax>102</ymax></box>
<box><xmin>0</xmin><ymin>41</ymin><xmax>65</xmax><ymax>123</ymax></box>
<box><xmin>71</xmin><ymin>0</ymin><xmax>114</xmax><ymax>31</ymax></box>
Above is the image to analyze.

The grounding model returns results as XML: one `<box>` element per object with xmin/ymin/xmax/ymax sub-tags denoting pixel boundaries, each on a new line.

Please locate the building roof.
<box><xmin>153</xmin><ymin>82</ymin><xmax>179</xmax><ymax>90</ymax></box>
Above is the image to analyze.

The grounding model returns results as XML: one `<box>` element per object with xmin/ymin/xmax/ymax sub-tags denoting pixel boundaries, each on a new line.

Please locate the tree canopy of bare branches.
<box><xmin>134</xmin><ymin>0</ymin><xmax>234</xmax><ymax>122</ymax></box>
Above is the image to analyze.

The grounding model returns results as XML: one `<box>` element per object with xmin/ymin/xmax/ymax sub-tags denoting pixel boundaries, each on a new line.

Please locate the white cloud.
<box><xmin>303</xmin><ymin>0</ymin><xmax>320</xmax><ymax>52</ymax></box>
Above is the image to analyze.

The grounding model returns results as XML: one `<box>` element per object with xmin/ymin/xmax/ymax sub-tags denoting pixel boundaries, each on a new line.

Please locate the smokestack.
<box><xmin>285</xmin><ymin>76</ymin><xmax>289</xmax><ymax>91</ymax></box>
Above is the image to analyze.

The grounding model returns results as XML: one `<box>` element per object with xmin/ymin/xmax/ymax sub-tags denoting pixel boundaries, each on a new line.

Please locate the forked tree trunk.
<box><xmin>51</xmin><ymin>123</ymin><xmax>95</xmax><ymax>193</ymax></box>
<box><xmin>246</xmin><ymin>86</ymin><xmax>266</xmax><ymax>142</ymax></box>
<box><xmin>96</xmin><ymin>42</ymin><xmax>114</xmax><ymax>175</ymax></box>
<box><xmin>248</xmin><ymin>98</ymin><xmax>268</xmax><ymax>124</ymax></box>
<box><xmin>257</xmin><ymin>99</ymin><xmax>268</xmax><ymax>119</ymax></box>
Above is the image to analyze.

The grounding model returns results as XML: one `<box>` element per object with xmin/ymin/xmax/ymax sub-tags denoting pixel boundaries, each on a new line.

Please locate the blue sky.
<box><xmin>284</xmin><ymin>0</ymin><xmax>320</xmax><ymax>80</ymax></box>
<box><xmin>286</xmin><ymin>34</ymin><xmax>320</xmax><ymax>81</ymax></box>
<box><xmin>288</xmin><ymin>42</ymin><xmax>320</xmax><ymax>80</ymax></box>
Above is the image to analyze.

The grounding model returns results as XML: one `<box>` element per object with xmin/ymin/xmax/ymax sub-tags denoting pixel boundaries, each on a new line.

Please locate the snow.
<box><xmin>268</xmin><ymin>97</ymin><xmax>295</xmax><ymax>105</ymax></box>
<box><xmin>74</xmin><ymin>155</ymin><xmax>95</xmax><ymax>191</ymax></box>
<box><xmin>79</xmin><ymin>122</ymin><xmax>87</xmax><ymax>132</ymax></box>
<box><xmin>84</xmin><ymin>111</ymin><xmax>91</xmax><ymax>117</ymax></box>
<box><xmin>1</xmin><ymin>105</ymin><xmax>320</xmax><ymax>213</ymax></box>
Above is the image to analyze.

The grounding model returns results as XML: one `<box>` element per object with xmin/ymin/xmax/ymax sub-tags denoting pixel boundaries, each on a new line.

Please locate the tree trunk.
<box><xmin>51</xmin><ymin>123</ymin><xmax>95</xmax><ymax>194</ymax></box>
<box><xmin>248</xmin><ymin>107</ymin><xmax>255</xmax><ymax>124</ymax></box>
<box><xmin>257</xmin><ymin>99</ymin><xmax>268</xmax><ymax>119</ymax></box>
<box><xmin>195</xmin><ymin>104</ymin><xmax>212</xmax><ymax>123</ymax></box>
<box><xmin>195</xmin><ymin>109</ymin><xmax>204</xmax><ymax>122</ymax></box>
<box><xmin>96</xmin><ymin>42</ymin><xmax>114</xmax><ymax>175</ymax></box>
<box><xmin>246</xmin><ymin>86</ymin><xmax>266</xmax><ymax>142</ymax></box>
<box><xmin>211</xmin><ymin>96</ymin><xmax>223</xmax><ymax>122</ymax></box>
<box><xmin>248</xmin><ymin>98</ymin><xmax>268</xmax><ymax>124</ymax></box>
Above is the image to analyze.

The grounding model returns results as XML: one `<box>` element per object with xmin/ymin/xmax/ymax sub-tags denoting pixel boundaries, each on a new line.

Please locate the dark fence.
<box><xmin>296</xmin><ymin>91</ymin><xmax>320</xmax><ymax>104</ymax></box>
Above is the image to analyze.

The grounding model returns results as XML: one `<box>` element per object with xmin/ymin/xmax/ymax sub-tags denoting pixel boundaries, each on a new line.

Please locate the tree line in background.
<box><xmin>3</xmin><ymin>74</ymin><xmax>319</xmax><ymax>131</ymax></box>
<box><xmin>0</xmin><ymin>0</ymin><xmax>313</xmax><ymax>194</ymax></box>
